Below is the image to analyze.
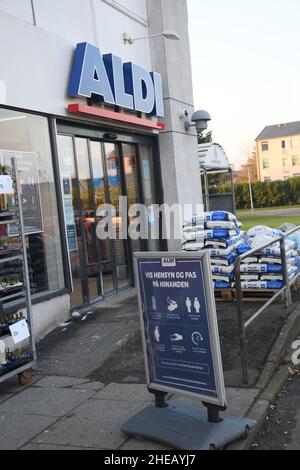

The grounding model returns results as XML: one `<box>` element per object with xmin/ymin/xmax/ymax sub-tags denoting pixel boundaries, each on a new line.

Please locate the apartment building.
<box><xmin>256</xmin><ymin>121</ymin><xmax>300</xmax><ymax>182</ymax></box>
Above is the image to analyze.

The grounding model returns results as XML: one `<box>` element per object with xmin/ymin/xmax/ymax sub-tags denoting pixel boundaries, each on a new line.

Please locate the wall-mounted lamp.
<box><xmin>123</xmin><ymin>30</ymin><xmax>180</xmax><ymax>45</ymax></box>
<box><xmin>184</xmin><ymin>110</ymin><xmax>211</xmax><ymax>132</ymax></box>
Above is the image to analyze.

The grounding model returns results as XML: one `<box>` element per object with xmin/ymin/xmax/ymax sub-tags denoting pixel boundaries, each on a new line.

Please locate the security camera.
<box><xmin>179</xmin><ymin>109</ymin><xmax>190</xmax><ymax>119</ymax></box>
<box><xmin>184</xmin><ymin>109</ymin><xmax>211</xmax><ymax>131</ymax></box>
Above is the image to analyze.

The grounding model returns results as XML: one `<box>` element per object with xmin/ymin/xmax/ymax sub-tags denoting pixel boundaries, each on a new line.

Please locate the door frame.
<box><xmin>56</xmin><ymin>121</ymin><xmax>162</xmax><ymax>309</ymax></box>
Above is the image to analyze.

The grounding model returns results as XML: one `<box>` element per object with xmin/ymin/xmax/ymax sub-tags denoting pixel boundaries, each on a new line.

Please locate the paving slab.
<box><xmin>94</xmin><ymin>383</ymin><xmax>154</xmax><ymax>402</ymax></box>
<box><xmin>0</xmin><ymin>374</ymin><xmax>42</xmax><ymax>393</ymax></box>
<box><xmin>0</xmin><ymin>393</ymin><xmax>13</xmax><ymax>404</ymax></box>
<box><xmin>37</xmin><ymin>297</ymin><xmax>140</xmax><ymax>378</ymax></box>
<box><xmin>120</xmin><ymin>438</ymin><xmax>171</xmax><ymax>451</ymax></box>
<box><xmin>21</xmin><ymin>443</ymin><xmax>94</xmax><ymax>451</ymax></box>
<box><xmin>71</xmin><ymin>381</ymin><xmax>105</xmax><ymax>392</ymax></box>
<box><xmin>172</xmin><ymin>387</ymin><xmax>259</xmax><ymax>418</ymax></box>
<box><xmin>34</xmin><ymin>376</ymin><xmax>90</xmax><ymax>389</ymax></box>
<box><xmin>0</xmin><ymin>387</ymin><xmax>95</xmax><ymax>417</ymax></box>
<box><xmin>31</xmin><ymin>399</ymin><xmax>147</xmax><ymax>449</ymax></box>
<box><xmin>224</xmin><ymin>388</ymin><xmax>260</xmax><ymax>417</ymax></box>
<box><xmin>0</xmin><ymin>413</ymin><xmax>57</xmax><ymax>450</ymax></box>
<box><xmin>227</xmin><ymin>399</ymin><xmax>270</xmax><ymax>450</ymax></box>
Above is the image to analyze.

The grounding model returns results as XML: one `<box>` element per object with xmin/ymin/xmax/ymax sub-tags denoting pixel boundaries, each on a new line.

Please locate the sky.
<box><xmin>187</xmin><ymin>0</ymin><xmax>300</xmax><ymax>168</ymax></box>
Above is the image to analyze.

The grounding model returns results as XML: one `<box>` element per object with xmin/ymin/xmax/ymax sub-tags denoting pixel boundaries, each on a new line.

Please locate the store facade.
<box><xmin>0</xmin><ymin>0</ymin><xmax>202</xmax><ymax>337</ymax></box>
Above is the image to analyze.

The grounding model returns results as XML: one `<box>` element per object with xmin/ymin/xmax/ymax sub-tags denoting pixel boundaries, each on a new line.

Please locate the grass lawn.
<box><xmin>239</xmin><ymin>214</ymin><xmax>300</xmax><ymax>232</ymax></box>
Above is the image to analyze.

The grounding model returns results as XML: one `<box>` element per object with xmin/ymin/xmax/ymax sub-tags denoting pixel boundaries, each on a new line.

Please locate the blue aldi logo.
<box><xmin>69</xmin><ymin>42</ymin><xmax>164</xmax><ymax>118</ymax></box>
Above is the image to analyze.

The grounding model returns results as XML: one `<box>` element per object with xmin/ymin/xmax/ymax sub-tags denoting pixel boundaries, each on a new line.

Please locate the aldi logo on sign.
<box><xmin>69</xmin><ymin>42</ymin><xmax>164</xmax><ymax>118</ymax></box>
<box><xmin>162</xmin><ymin>258</ymin><xmax>176</xmax><ymax>267</ymax></box>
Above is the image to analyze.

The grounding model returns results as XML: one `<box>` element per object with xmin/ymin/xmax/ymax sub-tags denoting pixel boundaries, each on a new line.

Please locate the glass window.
<box><xmin>0</xmin><ymin>108</ymin><xmax>64</xmax><ymax>295</ymax></box>
<box><xmin>262</xmin><ymin>159</ymin><xmax>270</xmax><ymax>169</ymax></box>
<box><xmin>139</xmin><ymin>145</ymin><xmax>160</xmax><ymax>251</ymax></box>
<box><xmin>282</xmin><ymin>158</ymin><xmax>287</xmax><ymax>167</ymax></box>
<box><xmin>261</xmin><ymin>142</ymin><xmax>269</xmax><ymax>152</ymax></box>
<box><xmin>264</xmin><ymin>177</ymin><xmax>271</xmax><ymax>182</ymax></box>
<box><xmin>281</xmin><ymin>140</ymin><xmax>286</xmax><ymax>149</ymax></box>
<box><xmin>292</xmin><ymin>156</ymin><xmax>299</xmax><ymax>167</ymax></box>
<box><xmin>122</xmin><ymin>143</ymin><xmax>143</xmax><ymax>254</ymax></box>
<box><xmin>104</xmin><ymin>143</ymin><xmax>130</xmax><ymax>290</ymax></box>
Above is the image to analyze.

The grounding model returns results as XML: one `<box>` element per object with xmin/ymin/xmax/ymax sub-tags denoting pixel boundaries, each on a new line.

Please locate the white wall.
<box><xmin>0</xmin><ymin>0</ymin><xmax>34</xmax><ymax>23</ymax></box>
<box><xmin>111</xmin><ymin>0</ymin><xmax>148</xmax><ymax>20</ymax></box>
<box><xmin>147</xmin><ymin>0</ymin><xmax>202</xmax><ymax>250</ymax></box>
<box><xmin>0</xmin><ymin>0</ymin><xmax>151</xmax><ymax>115</ymax></box>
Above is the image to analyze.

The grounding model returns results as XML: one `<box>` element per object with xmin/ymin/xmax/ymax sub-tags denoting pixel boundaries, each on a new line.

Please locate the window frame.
<box><xmin>262</xmin><ymin>159</ymin><xmax>270</xmax><ymax>169</ymax></box>
<box><xmin>0</xmin><ymin>104</ymin><xmax>70</xmax><ymax>309</ymax></box>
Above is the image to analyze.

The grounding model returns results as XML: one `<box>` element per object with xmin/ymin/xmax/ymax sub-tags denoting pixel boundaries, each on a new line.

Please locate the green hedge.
<box><xmin>212</xmin><ymin>177</ymin><xmax>300</xmax><ymax>210</ymax></box>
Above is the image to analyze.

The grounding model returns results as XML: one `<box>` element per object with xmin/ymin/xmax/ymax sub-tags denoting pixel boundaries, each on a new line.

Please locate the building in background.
<box><xmin>256</xmin><ymin>121</ymin><xmax>300</xmax><ymax>182</ymax></box>
<box><xmin>0</xmin><ymin>0</ymin><xmax>201</xmax><ymax>337</ymax></box>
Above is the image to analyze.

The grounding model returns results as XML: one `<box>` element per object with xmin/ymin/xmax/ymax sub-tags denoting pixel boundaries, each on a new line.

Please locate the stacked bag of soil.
<box><xmin>236</xmin><ymin>226</ymin><xmax>299</xmax><ymax>289</ymax></box>
<box><xmin>181</xmin><ymin>211</ymin><xmax>244</xmax><ymax>289</ymax></box>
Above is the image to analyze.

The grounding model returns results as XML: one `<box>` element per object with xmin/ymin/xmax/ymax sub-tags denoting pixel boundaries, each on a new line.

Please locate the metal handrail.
<box><xmin>234</xmin><ymin>226</ymin><xmax>300</xmax><ymax>385</ymax></box>
<box><xmin>238</xmin><ymin>235</ymin><xmax>282</xmax><ymax>261</ymax></box>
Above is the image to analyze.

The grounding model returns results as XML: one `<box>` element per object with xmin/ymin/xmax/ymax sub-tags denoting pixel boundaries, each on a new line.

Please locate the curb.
<box><xmin>257</xmin><ymin>305</ymin><xmax>300</xmax><ymax>390</ymax></box>
<box><xmin>227</xmin><ymin>305</ymin><xmax>300</xmax><ymax>450</ymax></box>
<box><xmin>227</xmin><ymin>366</ymin><xmax>289</xmax><ymax>450</ymax></box>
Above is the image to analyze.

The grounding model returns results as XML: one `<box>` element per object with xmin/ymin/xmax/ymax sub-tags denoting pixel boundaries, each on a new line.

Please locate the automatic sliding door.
<box><xmin>75</xmin><ymin>138</ymin><xmax>103</xmax><ymax>302</ymax></box>
<box><xmin>104</xmin><ymin>143</ymin><xmax>130</xmax><ymax>290</ymax></box>
<box><xmin>89</xmin><ymin>140</ymin><xmax>115</xmax><ymax>295</ymax></box>
<box><xmin>57</xmin><ymin>135</ymin><xmax>85</xmax><ymax>308</ymax></box>
<box><xmin>122</xmin><ymin>143</ymin><xmax>144</xmax><ymax>258</ymax></box>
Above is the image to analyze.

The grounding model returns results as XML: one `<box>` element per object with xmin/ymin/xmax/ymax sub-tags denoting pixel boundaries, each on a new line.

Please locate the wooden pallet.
<box><xmin>292</xmin><ymin>277</ymin><xmax>300</xmax><ymax>289</ymax></box>
<box><xmin>236</xmin><ymin>288</ymin><xmax>285</xmax><ymax>303</ymax></box>
<box><xmin>214</xmin><ymin>288</ymin><xmax>285</xmax><ymax>303</ymax></box>
<box><xmin>214</xmin><ymin>289</ymin><xmax>234</xmax><ymax>302</ymax></box>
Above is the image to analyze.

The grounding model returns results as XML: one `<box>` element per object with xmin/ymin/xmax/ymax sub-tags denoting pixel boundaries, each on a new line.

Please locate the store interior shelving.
<box><xmin>0</xmin><ymin>159</ymin><xmax>36</xmax><ymax>384</ymax></box>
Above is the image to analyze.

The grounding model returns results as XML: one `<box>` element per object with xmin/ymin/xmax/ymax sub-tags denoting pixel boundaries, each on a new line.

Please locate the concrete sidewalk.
<box><xmin>0</xmin><ymin>292</ymin><xmax>298</xmax><ymax>450</ymax></box>
<box><xmin>0</xmin><ymin>375</ymin><xmax>260</xmax><ymax>450</ymax></box>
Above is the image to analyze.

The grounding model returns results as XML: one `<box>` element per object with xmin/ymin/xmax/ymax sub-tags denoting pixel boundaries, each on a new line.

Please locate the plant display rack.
<box><xmin>0</xmin><ymin>158</ymin><xmax>37</xmax><ymax>385</ymax></box>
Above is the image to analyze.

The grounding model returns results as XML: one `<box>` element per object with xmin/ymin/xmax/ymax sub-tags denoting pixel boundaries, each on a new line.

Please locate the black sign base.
<box><xmin>122</xmin><ymin>400</ymin><xmax>256</xmax><ymax>450</ymax></box>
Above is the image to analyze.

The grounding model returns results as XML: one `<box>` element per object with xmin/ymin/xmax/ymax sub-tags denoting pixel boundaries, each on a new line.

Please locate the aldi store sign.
<box><xmin>69</xmin><ymin>42</ymin><xmax>164</xmax><ymax>117</ymax></box>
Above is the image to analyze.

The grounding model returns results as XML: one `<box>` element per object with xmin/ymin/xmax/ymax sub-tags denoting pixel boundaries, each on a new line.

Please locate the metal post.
<box><xmin>148</xmin><ymin>389</ymin><xmax>168</xmax><ymax>408</ymax></box>
<box><xmin>229</xmin><ymin>167</ymin><xmax>237</xmax><ymax>215</ymax></box>
<box><xmin>280</xmin><ymin>237</ymin><xmax>292</xmax><ymax>306</ymax></box>
<box><xmin>247</xmin><ymin>168</ymin><xmax>254</xmax><ymax>215</ymax></box>
<box><xmin>204</xmin><ymin>171</ymin><xmax>210</xmax><ymax>212</ymax></box>
<box><xmin>234</xmin><ymin>257</ymin><xmax>249</xmax><ymax>385</ymax></box>
<box><xmin>11</xmin><ymin>158</ymin><xmax>37</xmax><ymax>364</ymax></box>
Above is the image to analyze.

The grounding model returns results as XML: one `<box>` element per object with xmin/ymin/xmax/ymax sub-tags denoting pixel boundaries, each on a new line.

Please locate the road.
<box><xmin>255</xmin><ymin>369</ymin><xmax>300</xmax><ymax>450</ymax></box>
<box><xmin>238</xmin><ymin>208</ymin><xmax>300</xmax><ymax>217</ymax></box>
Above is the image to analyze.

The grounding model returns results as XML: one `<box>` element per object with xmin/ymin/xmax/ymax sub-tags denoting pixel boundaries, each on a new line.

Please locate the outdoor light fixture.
<box><xmin>123</xmin><ymin>30</ymin><xmax>180</xmax><ymax>45</ymax></box>
<box><xmin>184</xmin><ymin>110</ymin><xmax>211</xmax><ymax>132</ymax></box>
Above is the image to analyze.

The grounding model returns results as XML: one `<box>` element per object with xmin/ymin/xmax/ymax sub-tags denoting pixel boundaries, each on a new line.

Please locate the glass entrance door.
<box><xmin>57</xmin><ymin>135</ymin><xmax>136</xmax><ymax>308</ymax></box>
<box><xmin>57</xmin><ymin>126</ymin><xmax>159</xmax><ymax>310</ymax></box>
<box><xmin>57</xmin><ymin>135</ymin><xmax>104</xmax><ymax>308</ymax></box>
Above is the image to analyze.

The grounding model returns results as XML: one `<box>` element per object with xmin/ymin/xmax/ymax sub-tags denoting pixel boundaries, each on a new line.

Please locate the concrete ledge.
<box><xmin>260</xmin><ymin>366</ymin><xmax>289</xmax><ymax>403</ymax></box>
<box><xmin>257</xmin><ymin>305</ymin><xmax>300</xmax><ymax>390</ymax></box>
<box><xmin>226</xmin><ymin>305</ymin><xmax>300</xmax><ymax>450</ymax></box>
<box><xmin>227</xmin><ymin>399</ymin><xmax>270</xmax><ymax>450</ymax></box>
<box><xmin>227</xmin><ymin>366</ymin><xmax>290</xmax><ymax>449</ymax></box>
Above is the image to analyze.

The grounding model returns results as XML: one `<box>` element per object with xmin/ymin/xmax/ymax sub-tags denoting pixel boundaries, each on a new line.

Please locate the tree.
<box><xmin>198</xmin><ymin>130</ymin><xmax>213</xmax><ymax>144</ymax></box>
<box><xmin>235</xmin><ymin>147</ymin><xmax>258</xmax><ymax>183</ymax></box>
